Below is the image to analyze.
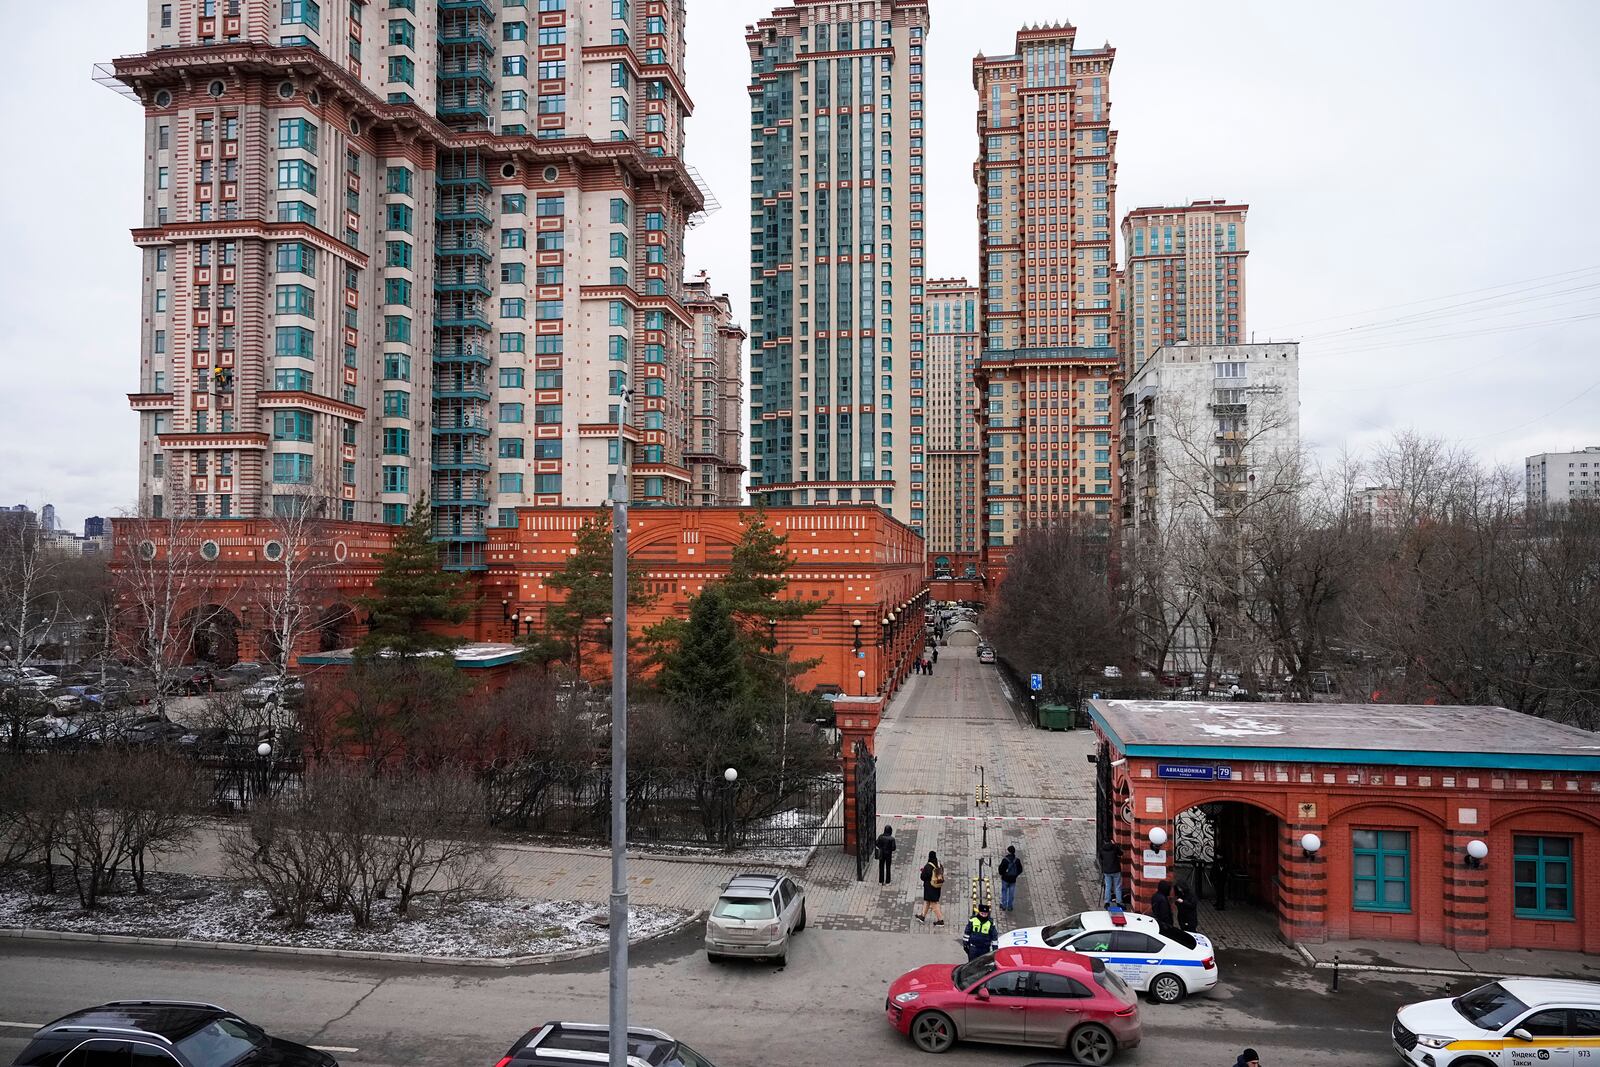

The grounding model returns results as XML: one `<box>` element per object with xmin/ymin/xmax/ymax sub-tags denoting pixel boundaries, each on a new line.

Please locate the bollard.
<box><xmin>1331</xmin><ymin>952</ymin><xmax>1340</xmax><ymax>992</ymax></box>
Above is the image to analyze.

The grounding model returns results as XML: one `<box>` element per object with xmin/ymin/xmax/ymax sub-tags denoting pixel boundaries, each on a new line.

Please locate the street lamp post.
<box><xmin>608</xmin><ymin>387</ymin><xmax>634</xmax><ymax>1067</ymax></box>
<box><xmin>851</xmin><ymin>618</ymin><xmax>862</xmax><ymax>652</ymax></box>
<box><xmin>857</xmin><ymin>668</ymin><xmax>867</xmax><ymax>696</ymax></box>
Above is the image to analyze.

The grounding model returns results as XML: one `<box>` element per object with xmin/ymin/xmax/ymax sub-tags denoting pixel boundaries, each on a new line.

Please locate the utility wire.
<box><xmin>1295</xmin><ymin>281</ymin><xmax>1600</xmax><ymax>342</ymax></box>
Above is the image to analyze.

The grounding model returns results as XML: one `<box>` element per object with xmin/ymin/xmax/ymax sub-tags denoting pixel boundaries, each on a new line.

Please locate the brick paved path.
<box><xmin>804</xmin><ymin>645</ymin><xmax>1102</xmax><ymax>939</ymax></box>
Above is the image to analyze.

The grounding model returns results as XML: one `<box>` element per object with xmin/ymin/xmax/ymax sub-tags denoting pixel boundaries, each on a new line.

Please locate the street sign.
<box><xmin>1029</xmin><ymin>673</ymin><xmax>1043</xmax><ymax>691</ymax></box>
<box><xmin>1157</xmin><ymin>763</ymin><xmax>1217</xmax><ymax>781</ymax></box>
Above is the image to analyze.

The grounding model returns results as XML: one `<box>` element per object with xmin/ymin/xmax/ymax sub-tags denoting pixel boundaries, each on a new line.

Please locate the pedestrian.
<box><xmin>875</xmin><ymin>824</ymin><xmax>897</xmax><ymax>885</ymax></box>
<box><xmin>926</xmin><ymin>653</ymin><xmax>935</xmax><ymax>676</ymax></box>
<box><xmin>1096</xmin><ymin>839</ymin><xmax>1123</xmax><ymax>908</ymax></box>
<box><xmin>997</xmin><ymin>845</ymin><xmax>1023</xmax><ymax>911</ymax></box>
<box><xmin>1211</xmin><ymin>851</ymin><xmax>1229</xmax><ymax>911</ymax></box>
<box><xmin>1231</xmin><ymin>1049</ymin><xmax>1260</xmax><ymax>1067</ymax></box>
<box><xmin>931</xmin><ymin>646</ymin><xmax>939</xmax><ymax>664</ymax></box>
<box><xmin>963</xmin><ymin>902</ymin><xmax>998</xmax><ymax>960</ymax></box>
<box><xmin>917</xmin><ymin>850</ymin><xmax>947</xmax><ymax>925</ymax></box>
<box><xmin>1151</xmin><ymin>879</ymin><xmax>1174</xmax><ymax>927</ymax></box>
<box><xmin>1175</xmin><ymin>879</ymin><xmax>1199</xmax><ymax>932</ymax></box>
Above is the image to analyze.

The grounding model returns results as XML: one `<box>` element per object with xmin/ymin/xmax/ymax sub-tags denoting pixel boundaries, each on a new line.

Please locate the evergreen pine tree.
<box><xmin>357</xmin><ymin>495</ymin><xmax>470</xmax><ymax>658</ymax></box>
<box><xmin>721</xmin><ymin>505</ymin><xmax>828</xmax><ymax>637</ymax></box>
<box><xmin>541</xmin><ymin>509</ymin><xmax>654</xmax><ymax>677</ymax></box>
<box><xmin>657</xmin><ymin>585</ymin><xmax>755</xmax><ymax>770</ymax></box>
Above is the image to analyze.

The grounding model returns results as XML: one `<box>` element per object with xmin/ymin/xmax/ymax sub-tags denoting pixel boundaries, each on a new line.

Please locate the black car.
<box><xmin>497</xmin><ymin>1022</ymin><xmax>718</xmax><ymax>1067</ymax></box>
<box><xmin>9</xmin><ymin>1000</ymin><xmax>337</xmax><ymax>1067</ymax></box>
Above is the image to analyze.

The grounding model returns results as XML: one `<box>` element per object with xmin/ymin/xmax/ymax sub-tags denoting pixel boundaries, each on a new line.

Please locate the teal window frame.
<box><xmin>274</xmin><ymin>326</ymin><xmax>315</xmax><ymax>358</ymax></box>
<box><xmin>272</xmin><ymin>367</ymin><xmax>313</xmax><ymax>391</ymax></box>
<box><xmin>277</xmin><ymin>200</ymin><xmax>316</xmax><ymax>225</ymax></box>
<box><xmin>498</xmin><ymin>473</ymin><xmax>524</xmax><ymax>494</ymax></box>
<box><xmin>498</xmin><ymin>439</ymin><xmax>524</xmax><ymax>458</ymax></box>
<box><xmin>272</xmin><ymin>411</ymin><xmax>314</xmax><ymax>442</ymax></box>
<box><xmin>384</xmin><ymin>277</ymin><xmax>412</xmax><ymax>306</ymax></box>
<box><xmin>385</xmin><ymin>166</ymin><xmax>413</xmax><ymax>195</ymax></box>
<box><xmin>383</xmin><ymin>353</ymin><xmax>411</xmax><ymax>380</ymax></box>
<box><xmin>500</xmin><ymin>332</ymin><xmax>526</xmax><ymax>353</ymax></box>
<box><xmin>534</xmin><ymin>473</ymin><xmax>561</xmax><ymax>494</ymax></box>
<box><xmin>384</xmin><ymin>315</ymin><xmax>412</xmax><ymax>343</ymax></box>
<box><xmin>502</xmin><ymin>193</ymin><xmax>527</xmax><ymax>214</ymax></box>
<box><xmin>277</xmin><ymin>118</ymin><xmax>318</xmax><ymax>152</ymax></box>
<box><xmin>388</xmin><ymin>55</ymin><xmax>415</xmax><ymax>86</ymax></box>
<box><xmin>498</xmin><ymin>368</ymin><xmax>525</xmax><ymax>388</ymax></box>
<box><xmin>382</xmin><ymin>503</ymin><xmax>407</xmax><ymax>524</ymax></box>
<box><xmin>1513</xmin><ymin>835</ymin><xmax>1573</xmax><ymax>919</ymax></box>
<box><xmin>281</xmin><ymin>0</ymin><xmax>320</xmax><ymax>31</ymax></box>
<box><xmin>272</xmin><ymin>452</ymin><xmax>315</xmax><ymax>484</ymax></box>
<box><xmin>382</xmin><ymin>464</ymin><xmax>408</xmax><ymax>493</ymax></box>
<box><xmin>1352</xmin><ymin>829</ymin><xmax>1411</xmax><ymax>913</ymax></box>
<box><xmin>383</xmin><ymin>390</ymin><xmax>410</xmax><ymax>418</ymax></box>
<box><xmin>386</xmin><ymin>203</ymin><xmax>414</xmax><ymax>233</ymax></box>
<box><xmin>499</xmin><ymin>403</ymin><xmax>525</xmax><ymax>423</ymax></box>
<box><xmin>276</xmin><ymin>158</ymin><xmax>317</xmax><ymax>193</ymax></box>
<box><xmin>388</xmin><ymin>17</ymin><xmax>413</xmax><ymax>47</ymax></box>
<box><xmin>275</xmin><ymin>242</ymin><xmax>315</xmax><ymax>275</ymax></box>
<box><xmin>274</xmin><ymin>284</ymin><xmax>314</xmax><ymax>317</ymax></box>
<box><xmin>382</xmin><ymin>427</ymin><xmax>410</xmax><ymax>455</ymax></box>
<box><xmin>386</xmin><ymin>240</ymin><xmax>412</xmax><ymax>268</ymax></box>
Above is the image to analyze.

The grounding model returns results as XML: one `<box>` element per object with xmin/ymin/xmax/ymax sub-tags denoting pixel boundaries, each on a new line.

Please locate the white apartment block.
<box><xmin>1526</xmin><ymin>445</ymin><xmax>1600</xmax><ymax>510</ymax></box>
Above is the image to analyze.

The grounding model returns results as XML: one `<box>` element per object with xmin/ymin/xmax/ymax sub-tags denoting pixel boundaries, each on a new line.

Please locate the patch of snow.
<box><xmin>0</xmin><ymin>870</ymin><xmax>689</xmax><ymax>959</ymax></box>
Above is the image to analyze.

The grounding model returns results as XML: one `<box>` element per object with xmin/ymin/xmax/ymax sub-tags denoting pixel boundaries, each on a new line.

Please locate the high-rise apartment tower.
<box><xmin>924</xmin><ymin>278</ymin><xmax>980</xmax><ymax>572</ymax></box>
<box><xmin>1121</xmin><ymin>200</ymin><xmax>1248</xmax><ymax>376</ymax></box>
<box><xmin>972</xmin><ymin>24</ymin><xmax>1121</xmax><ymax>569</ymax></box>
<box><xmin>113</xmin><ymin>0</ymin><xmax>705</xmax><ymax>568</ymax></box>
<box><xmin>746</xmin><ymin>0</ymin><xmax>932</xmax><ymax>532</ymax></box>
<box><xmin>683</xmin><ymin>273</ymin><xmax>747</xmax><ymax>506</ymax></box>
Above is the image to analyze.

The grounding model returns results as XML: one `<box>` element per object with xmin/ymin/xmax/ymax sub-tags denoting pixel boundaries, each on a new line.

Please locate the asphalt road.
<box><xmin>0</xmin><ymin>927</ymin><xmax>1465</xmax><ymax>1067</ymax></box>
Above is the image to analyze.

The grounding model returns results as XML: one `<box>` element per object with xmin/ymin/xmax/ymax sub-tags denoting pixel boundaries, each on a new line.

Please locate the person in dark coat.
<box><xmin>997</xmin><ymin>845</ymin><xmax>1023</xmax><ymax>911</ymax></box>
<box><xmin>875</xmin><ymin>824</ymin><xmax>897</xmax><ymax>884</ymax></box>
<box><xmin>1096</xmin><ymin>840</ymin><xmax>1123</xmax><ymax>908</ymax></box>
<box><xmin>1231</xmin><ymin>1049</ymin><xmax>1260</xmax><ymax>1067</ymax></box>
<box><xmin>1175</xmin><ymin>880</ymin><xmax>1199</xmax><ymax>932</ymax></box>
<box><xmin>917</xmin><ymin>850</ymin><xmax>947</xmax><ymax>925</ymax></box>
<box><xmin>1211</xmin><ymin>851</ymin><xmax>1230</xmax><ymax>911</ymax></box>
<box><xmin>1150</xmin><ymin>879</ymin><xmax>1174</xmax><ymax>927</ymax></box>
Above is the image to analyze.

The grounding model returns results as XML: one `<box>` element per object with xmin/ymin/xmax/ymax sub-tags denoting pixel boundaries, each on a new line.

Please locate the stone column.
<box><xmin>1442</xmin><ymin>826</ymin><xmax>1489</xmax><ymax>952</ymax></box>
<box><xmin>1278</xmin><ymin>818</ymin><xmax>1329</xmax><ymax>944</ymax></box>
<box><xmin>838</xmin><ymin>695</ymin><xmax>884</xmax><ymax>855</ymax></box>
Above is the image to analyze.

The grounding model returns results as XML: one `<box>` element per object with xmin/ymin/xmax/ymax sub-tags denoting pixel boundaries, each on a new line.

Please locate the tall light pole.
<box><xmin>609</xmin><ymin>387</ymin><xmax>633</xmax><ymax>1067</ymax></box>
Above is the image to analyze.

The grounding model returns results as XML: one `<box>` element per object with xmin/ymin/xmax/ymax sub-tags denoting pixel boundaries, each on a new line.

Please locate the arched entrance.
<box><xmin>1173</xmin><ymin>800</ymin><xmax>1282</xmax><ymax>917</ymax></box>
<box><xmin>318</xmin><ymin>602</ymin><xmax>356</xmax><ymax>651</ymax></box>
<box><xmin>186</xmin><ymin>605</ymin><xmax>241</xmax><ymax>667</ymax></box>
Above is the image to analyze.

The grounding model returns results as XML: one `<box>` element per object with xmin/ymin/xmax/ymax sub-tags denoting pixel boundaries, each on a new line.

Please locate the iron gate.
<box><xmin>853</xmin><ymin>738</ymin><xmax>878</xmax><ymax>881</ymax></box>
<box><xmin>1094</xmin><ymin>740</ymin><xmax>1113</xmax><ymax>848</ymax></box>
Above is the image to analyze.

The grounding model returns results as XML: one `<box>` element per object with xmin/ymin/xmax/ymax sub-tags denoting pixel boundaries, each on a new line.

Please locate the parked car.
<box><xmin>885</xmin><ymin>946</ymin><xmax>1141</xmax><ymax>1061</ymax></box>
<box><xmin>705</xmin><ymin>873</ymin><xmax>808</xmax><ymax>964</ymax></box>
<box><xmin>999</xmin><ymin>909</ymin><xmax>1217</xmax><ymax>1003</ymax></box>
<box><xmin>217</xmin><ymin>662</ymin><xmax>268</xmax><ymax>689</ymax></box>
<box><xmin>117</xmin><ymin>716</ymin><xmax>189</xmax><ymax>746</ymax></box>
<box><xmin>977</xmin><ymin>646</ymin><xmax>997</xmax><ymax>664</ymax></box>
<box><xmin>8</xmin><ymin>999</ymin><xmax>337</xmax><ymax>1067</ymax></box>
<box><xmin>49</xmin><ymin>691</ymin><xmax>86</xmax><ymax>714</ymax></box>
<box><xmin>1394</xmin><ymin>978</ymin><xmax>1600</xmax><ymax>1067</ymax></box>
<box><xmin>240</xmin><ymin>675</ymin><xmax>306</xmax><ymax>710</ymax></box>
<box><xmin>493</xmin><ymin>1022</ymin><xmax>720</xmax><ymax>1067</ymax></box>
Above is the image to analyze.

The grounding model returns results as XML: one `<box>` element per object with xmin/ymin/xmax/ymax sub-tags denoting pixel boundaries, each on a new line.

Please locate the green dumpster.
<box><xmin>1039</xmin><ymin>703</ymin><xmax>1074</xmax><ymax>731</ymax></box>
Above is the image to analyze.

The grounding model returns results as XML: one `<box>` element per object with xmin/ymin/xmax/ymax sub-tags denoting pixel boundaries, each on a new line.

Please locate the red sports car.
<box><xmin>884</xmin><ymin>945</ymin><xmax>1141</xmax><ymax>1063</ymax></box>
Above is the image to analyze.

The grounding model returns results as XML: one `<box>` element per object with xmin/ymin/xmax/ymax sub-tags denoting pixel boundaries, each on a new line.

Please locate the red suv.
<box><xmin>885</xmin><ymin>946</ymin><xmax>1141</xmax><ymax>1063</ymax></box>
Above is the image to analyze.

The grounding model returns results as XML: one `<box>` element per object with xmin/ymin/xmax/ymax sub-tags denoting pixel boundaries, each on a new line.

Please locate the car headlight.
<box><xmin>1415</xmin><ymin>1035</ymin><xmax>1452</xmax><ymax>1050</ymax></box>
<box><xmin>894</xmin><ymin>992</ymin><xmax>921</xmax><ymax>1004</ymax></box>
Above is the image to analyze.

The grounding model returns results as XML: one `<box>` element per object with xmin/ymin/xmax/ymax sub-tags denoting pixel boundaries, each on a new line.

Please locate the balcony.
<box><xmin>1210</xmin><ymin>402</ymin><xmax>1247</xmax><ymax>416</ymax></box>
<box><xmin>436</xmin><ymin>191</ymin><xmax>491</xmax><ymax>224</ymax></box>
<box><xmin>438</xmin><ymin>159</ymin><xmax>490</xmax><ymax>189</ymax></box>
<box><xmin>439</xmin><ymin>56</ymin><xmax>493</xmax><ymax>84</ymax></box>
<box><xmin>433</xmin><ymin>445</ymin><xmax>491</xmax><ymax>471</ymax></box>
<box><xmin>436</xmin><ymin>234</ymin><xmax>491</xmax><ymax>260</ymax></box>
<box><xmin>433</xmin><ymin>372</ymin><xmax>491</xmax><ymax>400</ymax></box>
<box><xmin>435</xmin><ymin>301</ymin><xmax>491</xmax><ymax>331</ymax></box>
<box><xmin>433</xmin><ymin>481</ymin><xmax>490</xmax><ymax>507</ymax></box>
<box><xmin>438</xmin><ymin>0</ymin><xmax>492</xmax><ymax>13</ymax></box>
<box><xmin>431</xmin><ymin>415</ymin><xmax>490</xmax><ymax>436</ymax></box>
<box><xmin>434</xmin><ymin>264</ymin><xmax>492</xmax><ymax>295</ymax></box>
<box><xmin>434</xmin><ymin>344</ymin><xmax>491</xmax><ymax>365</ymax></box>
<box><xmin>437</xmin><ymin>92</ymin><xmax>492</xmax><ymax>122</ymax></box>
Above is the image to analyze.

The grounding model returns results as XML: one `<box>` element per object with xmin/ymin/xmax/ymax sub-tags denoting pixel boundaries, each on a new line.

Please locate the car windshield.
<box><xmin>1041</xmin><ymin>914</ymin><xmax>1088</xmax><ymax>947</ymax></box>
<box><xmin>953</xmin><ymin>955</ymin><xmax>999</xmax><ymax>990</ymax></box>
<box><xmin>664</xmin><ymin>1042</ymin><xmax>717</xmax><ymax>1067</ymax></box>
<box><xmin>1453</xmin><ymin>982</ymin><xmax>1531</xmax><ymax>1031</ymax></box>
<box><xmin>174</xmin><ymin>1018</ymin><xmax>265</xmax><ymax>1067</ymax></box>
<box><xmin>1157</xmin><ymin>923</ymin><xmax>1197</xmax><ymax>950</ymax></box>
<box><xmin>1093</xmin><ymin>961</ymin><xmax>1134</xmax><ymax>1002</ymax></box>
<box><xmin>713</xmin><ymin>896</ymin><xmax>774</xmax><ymax>920</ymax></box>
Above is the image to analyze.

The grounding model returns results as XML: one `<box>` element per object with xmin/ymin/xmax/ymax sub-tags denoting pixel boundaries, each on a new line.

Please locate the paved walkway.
<box><xmin>803</xmin><ymin>645</ymin><xmax>1101</xmax><ymax>937</ymax></box>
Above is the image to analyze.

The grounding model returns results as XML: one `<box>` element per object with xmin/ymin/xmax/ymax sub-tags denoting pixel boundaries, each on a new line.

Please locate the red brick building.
<box><xmin>1088</xmin><ymin>698</ymin><xmax>1600</xmax><ymax>954</ymax></box>
<box><xmin>109</xmin><ymin>504</ymin><xmax>929</xmax><ymax>701</ymax></box>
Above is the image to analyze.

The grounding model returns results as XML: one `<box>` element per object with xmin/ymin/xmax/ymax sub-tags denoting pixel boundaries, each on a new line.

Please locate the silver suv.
<box><xmin>496</xmin><ymin>1022</ymin><xmax>717</xmax><ymax>1067</ymax></box>
<box><xmin>705</xmin><ymin>873</ymin><xmax>808</xmax><ymax>965</ymax></box>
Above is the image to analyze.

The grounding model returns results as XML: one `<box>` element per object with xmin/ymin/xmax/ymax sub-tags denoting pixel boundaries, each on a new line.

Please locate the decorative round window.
<box><xmin>200</xmin><ymin>540</ymin><xmax>220</xmax><ymax>562</ymax></box>
<box><xmin>154</xmin><ymin>89</ymin><xmax>172</xmax><ymax>108</ymax></box>
<box><xmin>262</xmin><ymin>540</ymin><xmax>284</xmax><ymax>562</ymax></box>
<box><xmin>349</xmin><ymin>117</ymin><xmax>361</xmax><ymax>136</ymax></box>
<box><xmin>501</xmin><ymin>162</ymin><xmax>518</xmax><ymax>180</ymax></box>
<box><xmin>277</xmin><ymin>81</ymin><xmax>295</xmax><ymax>100</ymax></box>
<box><xmin>207</xmin><ymin>79</ymin><xmax>226</xmax><ymax>98</ymax></box>
<box><xmin>542</xmin><ymin>165</ymin><xmax>559</xmax><ymax>182</ymax></box>
<box><xmin>333</xmin><ymin>540</ymin><xmax>349</xmax><ymax>563</ymax></box>
<box><xmin>138</xmin><ymin>540</ymin><xmax>158</xmax><ymax>562</ymax></box>
<box><xmin>309</xmin><ymin>89</ymin><xmax>322</xmax><ymax>106</ymax></box>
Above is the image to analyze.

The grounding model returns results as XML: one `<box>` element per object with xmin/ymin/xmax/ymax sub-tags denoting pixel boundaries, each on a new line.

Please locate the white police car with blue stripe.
<box><xmin>999</xmin><ymin>908</ymin><xmax>1218</xmax><ymax>1004</ymax></box>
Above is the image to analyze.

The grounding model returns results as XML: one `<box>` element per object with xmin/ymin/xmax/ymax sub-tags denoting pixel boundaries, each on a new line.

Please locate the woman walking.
<box><xmin>917</xmin><ymin>850</ymin><xmax>947</xmax><ymax>925</ymax></box>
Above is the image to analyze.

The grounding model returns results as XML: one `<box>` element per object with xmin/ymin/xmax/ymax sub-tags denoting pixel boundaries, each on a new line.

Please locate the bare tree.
<box><xmin>256</xmin><ymin>492</ymin><xmax>344</xmax><ymax>682</ymax></box>
<box><xmin>114</xmin><ymin>511</ymin><xmax>238</xmax><ymax>718</ymax></box>
<box><xmin>0</xmin><ymin>517</ymin><xmax>68</xmax><ymax>751</ymax></box>
<box><xmin>384</xmin><ymin>769</ymin><xmax>500</xmax><ymax>917</ymax></box>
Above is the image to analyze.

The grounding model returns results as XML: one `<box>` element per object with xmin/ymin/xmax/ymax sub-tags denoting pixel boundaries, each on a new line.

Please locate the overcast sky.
<box><xmin>4</xmin><ymin>0</ymin><xmax>1596</xmax><ymax>530</ymax></box>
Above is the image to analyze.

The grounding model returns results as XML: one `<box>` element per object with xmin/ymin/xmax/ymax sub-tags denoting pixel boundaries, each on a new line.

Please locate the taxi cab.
<box><xmin>1394</xmin><ymin>978</ymin><xmax>1600</xmax><ymax>1067</ymax></box>
<box><xmin>998</xmin><ymin>907</ymin><xmax>1217</xmax><ymax>1004</ymax></box>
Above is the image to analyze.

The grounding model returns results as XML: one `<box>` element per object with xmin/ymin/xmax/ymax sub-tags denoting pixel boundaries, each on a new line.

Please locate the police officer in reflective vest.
<box><xmin>964</xmin><ymin>902</ymin><xmax>997</xmax><ymax>960</ymax></box>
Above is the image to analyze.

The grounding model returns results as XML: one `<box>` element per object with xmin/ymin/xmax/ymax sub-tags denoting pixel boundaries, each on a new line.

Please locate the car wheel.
<box><xmin>1067</xmin><ymin>1023</ymin><xmax>1116</xmax><ymax>1066</ymax></box>
<box><xmin>909</xmin><ymin>1011</ymin><xmax>956</xmax><ymax>1053</ymax></box>
<box><xmin>1149</xmin><ymin>971</ymin><xmax>1185</xmax><ymax>1004</ymax></box>
<box><xmin>706</xmin><ymin>952</ymin><xmax>723</xmax><ymax>964</ymax></box>
<box><xmin>795</xmin><ymin>903</ymin><xmax>807</xmax><ymax>932</ymax></box>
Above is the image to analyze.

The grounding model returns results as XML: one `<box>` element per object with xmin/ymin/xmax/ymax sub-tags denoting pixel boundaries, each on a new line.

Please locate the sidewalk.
<box><xmin>1301</xmin><ymin>938</ymin><xmax>1600</xmax><ymax>981</ymax></box>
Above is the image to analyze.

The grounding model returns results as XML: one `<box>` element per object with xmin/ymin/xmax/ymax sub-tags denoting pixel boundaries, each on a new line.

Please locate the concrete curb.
<box><xmin>1293</xmin><ymin>942</ymin><xmax>1538</xmax><ymax>981</ymax></box>
<box><xmin>493</xmin><ymin>840</ymin><xmax>813</xmax><ymax>871</ymax></box>
<box><xmin>0</xmin><ymin>910</ymin><xmax>704</xmax><ymax>969</ymax></box>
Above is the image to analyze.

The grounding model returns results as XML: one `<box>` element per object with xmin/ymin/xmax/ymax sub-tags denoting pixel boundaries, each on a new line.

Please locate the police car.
<box><xmin>1394</xmin><ymin>978</ymin><xmax>1600</xmax><ymax>1067</ymax></box>
<box><xmin>998</xmin><ymin>908</ymin><xmax>1217</xmax><ymax>1004</ymax></box>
